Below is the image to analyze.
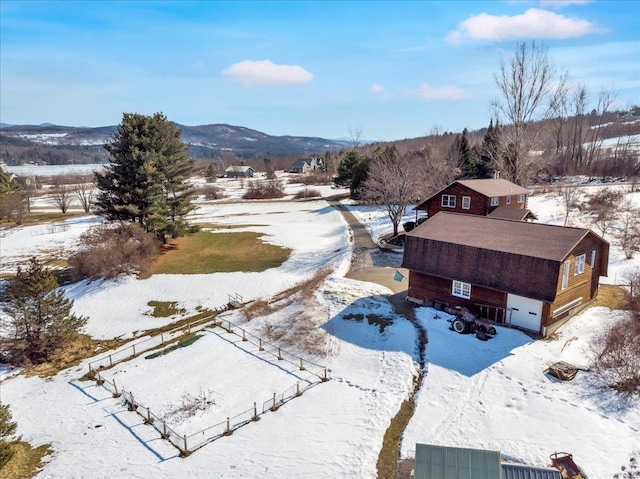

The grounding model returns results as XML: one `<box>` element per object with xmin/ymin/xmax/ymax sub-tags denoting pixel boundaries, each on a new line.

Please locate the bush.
<box><xmin>403</xmin><ymin>221</ymin><xmax>416</xmax><ymax>232</ymax></box>
<box><xmin>0</xmin><ymin>402</ymin><xmax>17</xmax><ymax>466</ymax></box>
<box><xmin>586</xmin><ymin>188</ymin><xmax>623</xmax><ymax>211</ymax></box>
<box><xmin>294</xmin><ymin>188</ymin><xmax>321</xmax><ymax>199</ymax></box>
<box><xmin>297</xmin><ymin>172</ymin><xmax>332</xmax><ymax>185</ymax></box>
<box><xmin>69</xmin><ymin>222</ymin><xmax>160</xmax><ymax>280</ymax></box>
<box><xmin>242</xmin><ymin>179</ymin><xmax>286</xmax><ymax>200</ymax></box>
<box><xmin>591</xmin><ymin>317</ymin><xmax>640</xmax><ymax>395</ymax></box>
<box><xmin>199</xmin><ymin>184</ymin><xmax>226</xmax><ymax>200</ymax></box>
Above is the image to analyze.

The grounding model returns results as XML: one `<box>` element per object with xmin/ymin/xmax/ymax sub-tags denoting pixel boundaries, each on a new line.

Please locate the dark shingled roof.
<box><xmin>402</xmin><ymin>213</ymin><xmax>604</xmax><ymax>303</ymax></box>
<box><xmin>487</xmin><ymin>206</ymin><xmax>538</xmax><ymax>221</ymax></box>
<box><xmin>408</xmin><ymin>213</ymin><xmax>589</xmax><ymax>261</ymax></box>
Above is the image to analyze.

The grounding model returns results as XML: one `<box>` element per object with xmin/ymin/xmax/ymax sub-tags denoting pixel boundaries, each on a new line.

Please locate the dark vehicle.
<box><xmin>450</xmin><ymin>308</ymin><xmax>497</xmax><ymax>340</ymax></box>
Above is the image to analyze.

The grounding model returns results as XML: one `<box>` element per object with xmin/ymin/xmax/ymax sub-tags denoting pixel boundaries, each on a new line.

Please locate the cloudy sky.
<box><xmin>1</xmin><ymin>0</ymin><xmax>638</xmax><ymax>141</ymax></box>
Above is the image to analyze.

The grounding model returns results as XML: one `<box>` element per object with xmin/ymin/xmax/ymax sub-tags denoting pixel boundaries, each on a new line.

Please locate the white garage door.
<box><xmin>507</xmin><ymin>294</ymin><xmax>543</xmax><ymax>332</ymax></box>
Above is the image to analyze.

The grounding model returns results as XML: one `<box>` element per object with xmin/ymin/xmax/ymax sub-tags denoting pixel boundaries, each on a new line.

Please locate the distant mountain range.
<box><xmin>0</xmin><ymin>123</ymin><xmax>351</xmax><ymax>165</ymax></box>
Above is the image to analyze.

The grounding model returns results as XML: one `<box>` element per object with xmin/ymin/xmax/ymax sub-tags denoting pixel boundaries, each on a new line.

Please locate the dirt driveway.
<box><xmin>327</xmin><ymin>197</ymin><xmax>409</xmax><ymax>294</ymax></box>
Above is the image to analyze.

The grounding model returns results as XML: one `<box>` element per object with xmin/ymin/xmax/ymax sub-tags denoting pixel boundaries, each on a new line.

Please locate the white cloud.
<box><xmin>446</xmin><ymin>8</ymin><xmax>600</xmax><ymax>44</ymax></box>
<box><xmin>222</xmin><ymin>59</ymin><xmax>313</xmax><ymax>86</ymax></box>
<box><xmin>371</xmin><ymin>84</ymin><xmax>385</xmax><ymax>94</ymax></box>
<box><xmin>416</xmin><ymin>83</ymin><xmax>470</xmax><ymax>100</ymax></box>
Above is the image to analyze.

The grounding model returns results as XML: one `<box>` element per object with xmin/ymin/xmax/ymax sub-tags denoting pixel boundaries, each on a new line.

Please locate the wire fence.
<box><xmin>89</xmin><ymin>315</ymin><xmax>329</xmax><ymax>456</ymax></box>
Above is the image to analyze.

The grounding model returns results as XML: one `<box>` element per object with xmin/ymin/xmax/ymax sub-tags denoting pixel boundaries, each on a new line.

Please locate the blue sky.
<box><xmin>1</xmin><ymin>0</ymin><xmax>638</xmax><ymax>141</ymax></box>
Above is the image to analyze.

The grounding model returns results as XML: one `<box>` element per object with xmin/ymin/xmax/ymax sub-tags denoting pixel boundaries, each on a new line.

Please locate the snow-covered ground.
<box><xmin>1</xmin><ymin>174</ymin><xmax>639</xmax><ymax>478</ymax></box>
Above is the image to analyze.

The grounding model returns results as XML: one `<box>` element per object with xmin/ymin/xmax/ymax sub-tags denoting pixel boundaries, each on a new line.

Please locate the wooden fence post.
<box><xmin>132</xmin><ymin>344</ymin><xmax>136</xmax><ymax>356</ymax></box>
<box><xmin>183</xmin><ymin>435</ymin><xmax>188</xmax><ymax>454</ymax></box>
<box><xmin>296</xmin><ymin>382</ymin><xmax>301</xmax><ymax>397</ymax></box>
<box><xmin>112</xmin><ymin>379</ymin><xmax>121</xmax><ymax>397</ymax></box>
<box><xmin>128</xmin><ymin>392</ymin><xmax>136</xmax><ymax>411</ymax></box>
<box><xmin>253</xmin><ymin>402</ymin><xmax>258</xmax><ymax>421</ymax></box>
<box><xmin>96</xmin><ymin>372</ymin><xmax>104</xmax><ymax>386</ymax></box>
<box><xmin>242</xmin><ymin>329</ymin><xmax>247</xmax><ymax>341</ymax></box>
<box><xmin>161</xmin><ymin>333</ymin><xmax>164</xmax><ymax>344</ymax></box>
<box><xmin>109</xmin><ymin>354</ymin><xmax>113</xmax><ymax>367</ymax></box>
<box><xmin>322</xmin><ymin>368</ymin><xmax>328</xmax><ymax>382</ymax></box>
<box><xmin>259</xmin><ymin>338</ymin><xmax>264</xmax><ymax>351</ymax></box>
<box><xmin>162</xmin><ymin>421</ymin><xmax>169</xmax><ymax>439</ymax></box>
<box><xmin>224</xmin><ymin>417</ymin><xmax>231</xmax><ymax>436</ymax></box>
<box><xmin>299</xmin><ymin>358</ymin><xmax>305</xmax><ymax>371</ymax></box>
<box><xmin>271</xmin><ymin>392</ymin><xmax>276</xmax><ymax>411</ymax></box>
<box><xmin>146</xmin><ymin>408</ymin><xmax>153</xmax><ymax>424</ymax></box>
<box><xmin>277</xmin><ymin>348</ymin><xmax>282</xmax><ymax>360</ymax></box>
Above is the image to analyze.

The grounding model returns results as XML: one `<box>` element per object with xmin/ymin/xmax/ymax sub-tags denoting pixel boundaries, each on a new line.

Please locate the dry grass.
<box><xmin>243</xmin><ymin>300</ymin><xmax>272</xmax><ymax>321</ymax></box>
<box><xmin>0</xmin><ymin>441</ymin><xmax>51</xmax><ymax>479</ymax></box>
<box><xmin>148</xmin><ymin>231</ymin><xmax>291</xmax><ymax>274</ymax></box>
<box><xmin>146</xmin><ymin>301</ymin><xmax>186</xmax><ymax>318</ymax></box>
<box><xmin>6</xmin><ymin>211</ymin><xmax>86</xmax><ymax>227</ymax></box>
<box><xmin>591</xmin><ymin>284</ymin><xmax>627</xmax><ymax>310</ymax></box>
<box><xmin>376</xmin><ymin>372</ymin><xmax>423</xmax><ymax>479</ymax></box>
<box><xmin>23</xmin><ymin>334</ymin><xmax>123</xmax><ymax>378</ymax></box>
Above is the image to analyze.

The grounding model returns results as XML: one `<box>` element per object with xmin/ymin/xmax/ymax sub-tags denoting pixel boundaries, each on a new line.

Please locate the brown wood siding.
<box><xmin>421</xmin><ymin>183</ymin><xmax>489</xmax><ymax>217</ymax></box>
<box><xmin>418</xmin><ymin>183</ymin><xmax>527</xmax><ymax>218</ymax></box>
<box><xmin>408</xmin><ymin>270</ymin><xmax>507</xmax><ymax>310</ymax></box>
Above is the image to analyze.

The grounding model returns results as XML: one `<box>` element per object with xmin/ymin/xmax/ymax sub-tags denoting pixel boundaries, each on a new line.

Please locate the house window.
<box><xmin>518</xmin><ymin>194</ymin><xmax>525</xmax><ymax>203</ymax></box>
<box><xmin>562</xmin><ymin>260</ymin><xmax>570</xmax><ymax>289</ymax></box>
<box><xmin>506</xmin><ymin>196</ymin><xmax>511</xmax><ymax>204</ymax></box>
<box><xmin>490</xmin><ymin>197</ymin><xmax>499</xmax><ymax>207</ymax></box>
<box><xmin>591</xmin><ymin>250</ymin><xmax>596</xmax><ymax>268</ymax></box>
<box><xmin>574</xmin><ymin>253</ymin><xmax>586</xmax><ymax>275</ymax></box>
<box><xmin>462</xmin><ymin>196</ymin><xmax>471</xmax><ymax>210</ymax></box>
<box><xmin>442</xmin><ymin>194</ymin><xmax>456</xmax><ymax>208</ymax></box>
<box><xmin>452</xmin><ymin>280</ymin><xmax>471</xmax><ymax>299</ymax></box>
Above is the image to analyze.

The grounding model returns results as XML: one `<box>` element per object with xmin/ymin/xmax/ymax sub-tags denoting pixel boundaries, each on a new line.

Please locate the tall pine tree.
<box><xmin>0</xmin><ymin>258</ymin><xmax>87</xmax><ymax>364</ymax></box>
<box><xmin>478</xmin><ymin>119</ymin><xmax>501</xmax><ymax>178</ymax></box>
<box><xmin>94</xmin><ymin>112</ymin><xmax>195</xmax><ymax>241</ymax></box>
<box><xmin>458</xmin><ymin>128</ymin><xmax>477</xmax><ymax>178</ymax></box>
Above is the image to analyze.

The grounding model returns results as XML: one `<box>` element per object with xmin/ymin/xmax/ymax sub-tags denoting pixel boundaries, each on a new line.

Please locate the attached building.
<box><xmin>402</xmin><ymin>213</ymin><xmax>609</xmax><ymax>337</ymax></box>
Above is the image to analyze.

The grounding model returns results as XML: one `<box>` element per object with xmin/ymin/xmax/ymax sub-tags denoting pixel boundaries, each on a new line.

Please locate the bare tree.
<box><xmin>617</xmin><ymin>200</ymin><xmax>640</xmax><ymax>259</ymax></box>
<box><xmin>493</xmin><ymin>41</ymin><xmax>567</xmax><ymax>186</ymax></box>
<box><xmin>361</xmin><ymin>145</ymin><xmax>454</xmax><ymax>237</ymax></box>
<box><xmin>73</xmin><ymin>178</ymin><xmax>95</xmax><ymax>213</ymax></box>
<box><xmin>559</xmin><ymin>185</ymin><xmax>582</xmax><ymax>226</ymax></box>
<box><xmin>50</xmin><ymin>178</ymin><xmax>73</xmax><ymax>213</ymax></box>
<box><xmin>348</xmin><ymin>126</ymin><xmax>363</xmax><ymax>150</ymax></box>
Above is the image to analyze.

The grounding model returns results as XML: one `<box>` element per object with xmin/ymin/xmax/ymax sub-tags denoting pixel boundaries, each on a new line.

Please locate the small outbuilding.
<box><xmin>225</xmin><ymin>165</ymin><xmax>255</xmax><ymax>179</ymax></box>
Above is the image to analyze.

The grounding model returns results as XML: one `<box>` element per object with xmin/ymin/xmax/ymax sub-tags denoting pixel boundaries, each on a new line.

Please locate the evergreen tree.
<box><xmin>458</xmin><ymin>128</ymin><xmax>477</xmax><ymax>178</ymax></box>
<box><xmin>478</xmin><ymin>119</ymin><xmax>501</xmax><ymax>178</ymax></box>
<box><xmin>0</xmin><ymin>402</ymin><xmax>17</xmax><ymax>467</ymax></box>
<box><xmin>204</xmin><ymin>163</ymin><xmax>216</xmax><ymax>182</ymax></box>
<box><xmin>335</xmin><ymin>151</ymin><xmax>370</xmax><ymax>198</ymax></box>
<box><xmin>94</xmin><ymin>112</ymin><xmax>195</xmax><ymax>241</ymax></box>
<box><xmin>0</xmin><ymin>258</ymin><xmax>87</xmax><ymax>365</ymax></box>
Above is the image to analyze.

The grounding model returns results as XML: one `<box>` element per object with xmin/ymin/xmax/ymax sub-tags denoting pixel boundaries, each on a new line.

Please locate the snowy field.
<box><xmin>1</xmin><ymin>172</ymin><xmax>639</xmax><ymax>478</ymax></box>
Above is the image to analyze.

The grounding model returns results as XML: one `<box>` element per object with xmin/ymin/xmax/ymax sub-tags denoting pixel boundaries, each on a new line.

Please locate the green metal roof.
<box><xmin>415</xmin><ymin>443</ymin><xmax>503</xmax><ymax>479</ymax></box>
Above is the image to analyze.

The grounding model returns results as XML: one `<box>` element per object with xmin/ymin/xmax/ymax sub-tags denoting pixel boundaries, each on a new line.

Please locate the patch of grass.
<box><xmin>145</xmin><ymin>334</ymin><xmax>202</xmax><ymax>359</ymax></box>
<box><xmin>24</xmin><ymin>334</ymin><xmax>123</xmax><ymax>378</ymax></box>
<box><xmin>0</xmin><ymin>441</ymin><xmax>51</xmax><ymax>479</ymax></box>
<box><xmin>376</xmin><ymin>372</ymin><xmax>423</xmax><ymax>479</ymax></box>
<box><xmin>148</xmin><ymin>231</ymin><xmax>291</xmax><ymax>274</ymax></box>
<box><xmin>21</xmin><ymin>211</ymin><xmax>86</xmax><ymax>227</ymax></box>
<box><xmin>146</xmin><ymin>301</ymin><xmax>186</xmax><ymax>318</ymax></box>
<box><xmin>343</xmin><ymin>313</ymin><xmax>394</xmax><ymax>333</ymax></box>
<box><xmin>591</xmin><ymin>284</ymin><xmax>628</xmax><ymax>310</ymax></box>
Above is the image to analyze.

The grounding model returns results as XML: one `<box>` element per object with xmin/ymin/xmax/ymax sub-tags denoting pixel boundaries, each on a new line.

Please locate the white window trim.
<box><xmin>462</xmin><ymin>196</ymin><xmax>471</xmax><ymax>210</ymax></box>
<box><xmin>590</xmin><ymin>250</ymin><xmax>596</xmax><ymax>268</ymax></box>
<box><xmin>562</xmin><ymin>260</ymin><xmax>570</xmax><ymax>289</ymax></box>
<box><xmin>506</xmin><ymin>195</ymin><xmax>511</xmax><ymax>204</ymax></box>
<box><xmin>441</xmin><ymin>194</ymin><xmax>456</xmax><ymax>208</ymax></box>
<box><xmin>574</xmin><ymin>253</ymin><xmax>586</xmax><ymax>275</ymax></box>
<box><xmin>452</xmin><ymin>280</ymin><xmax>471</xmax><ymax>299</ymax></box>
<box><xmin>517</xmin><ymin>194</ymin><xmax>525</xmax><ymax>203</ymax></box>
<box><xmin>490</xmin><ymin>197</ymin><xmax>499</xmax><ymax>207</ymax></box>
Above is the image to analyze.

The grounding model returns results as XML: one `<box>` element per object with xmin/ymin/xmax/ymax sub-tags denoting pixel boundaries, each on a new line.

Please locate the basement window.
<box><xmin>441</xmin><ymin>194</ymin><xmax>456</xmax><ymax>208</ymax></box>
<box><xmin>452</xmin><ymin>280</ymin><xmax>471</xmax><ymax>299</ymax></box>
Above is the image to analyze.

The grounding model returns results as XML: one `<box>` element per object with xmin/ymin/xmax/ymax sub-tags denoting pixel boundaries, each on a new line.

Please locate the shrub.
<box><xmin>403</xmin><ymin>221</ymin><xmax>416</xmax><ymax>232</ymax></box>
<box><xmin>298</xmin><ymin>172</ymin><xmax>332</xmax><ymax>185</ymax></box>
<box><xmin>586</xmin><ymin>188</ymin><xmax>623</xmax><ymax>211</ymax></box>
<box><xmin>591</xmin><ymin>316</ymin><xmax>640</xmax><ymax>395</ymax></box>
<box><xmin>199</xmin><ymin>184</ymin><xmax>226</xmax><ymax>200</ymax></box>
<box><xmin>242</xmin><ymin>179</ymin><xmax>286</xmax><ymax>200</ymax></box>
<box><xmin>69</xmin><ymin>222</ymin><xmax>160</xmax><ymax>280</ymax></box>
<box><xmin>294</xmin><ymin>188</ymin><xmax>321</xmax><ymax>199</ymax></box>
<box><xmin>0</xmin><ymin>402</ymin><xmax>17</xmax><ymax>466</ymax></box>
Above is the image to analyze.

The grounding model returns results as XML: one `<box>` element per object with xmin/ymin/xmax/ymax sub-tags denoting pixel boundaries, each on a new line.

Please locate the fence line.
<box><xmin>90</xmin><ymin>317</ymin><xmax>329</xmax><ymax>456</ymax></box>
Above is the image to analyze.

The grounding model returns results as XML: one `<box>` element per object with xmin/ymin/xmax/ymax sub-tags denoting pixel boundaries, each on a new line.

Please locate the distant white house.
<box><xmin>225</xmin><ymin>165</ymin><xmax>255</xmax><ymax>179</ymax></box>
<box><xmin>289</xmin><ymin>157</ymin><xmax>324</xmax><ymax>174</ymax></box>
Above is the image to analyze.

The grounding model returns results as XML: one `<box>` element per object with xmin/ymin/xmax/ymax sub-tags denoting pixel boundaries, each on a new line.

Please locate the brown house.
<box><xmin>402</xmin><ymin>213</ymin><xmax>609</xmax><ymax>337</ymax></box>
<box><xmin>416</xmin><ymin>178</ymin><xmax>533</xmax><ymax>219</ymax></box>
